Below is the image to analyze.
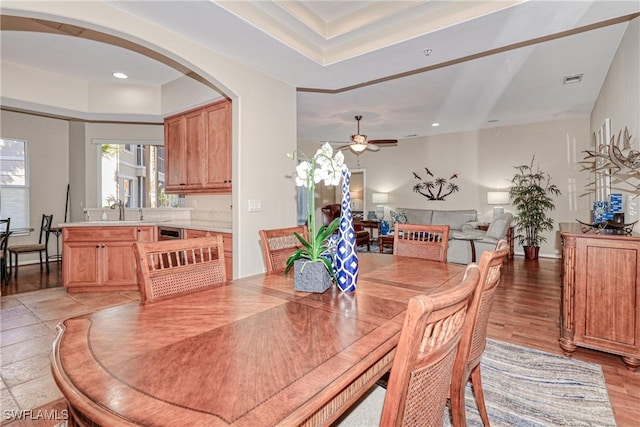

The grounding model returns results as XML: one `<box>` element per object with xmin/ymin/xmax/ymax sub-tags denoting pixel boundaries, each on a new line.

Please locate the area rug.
<box><xmin>347</xmin><ymin>339</ymin><xmax>615</xmax><ymax>427</ymax></box>
<box><xmin>442</xmin><ymin>339</ymin><xmax>616</xmax><ymax>426</ymax></box>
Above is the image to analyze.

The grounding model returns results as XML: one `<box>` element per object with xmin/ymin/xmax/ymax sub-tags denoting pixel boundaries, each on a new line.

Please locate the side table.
<box><xmin>360</xmin><ymin>220</ymin><xmax>380</xmax><ymax>243</ymax></box>
<box><xmin>378</xmin><ymin>235</ymin><xmax>394</xmax><ymax>253</ymax></box>
<box><xmin>477</xmin><ymin>223</ymin><xmax>515</xmax><ymax>259</ymax></box>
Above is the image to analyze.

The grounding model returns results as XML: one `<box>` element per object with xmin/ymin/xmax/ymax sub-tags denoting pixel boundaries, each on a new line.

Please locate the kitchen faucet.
<box><xmin>110</xmin><ymin>199</ymin><xmax>125</xmax><ymax>220</ymax></box>
<box><xmin>139</xmin><ymin>208</ymin><xmax>143</xmax><ymax>220</ymax></box>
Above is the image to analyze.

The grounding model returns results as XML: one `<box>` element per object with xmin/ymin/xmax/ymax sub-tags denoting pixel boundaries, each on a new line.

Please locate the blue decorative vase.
<box><xmin>380</xmin><ymin>220</ymin><xmax>390</xmax><ymax>236</ymax></box>
<box><xmin>335</xmin><ymin>169</ymin><xmax>358</xmax><ymax>292</ymax></box>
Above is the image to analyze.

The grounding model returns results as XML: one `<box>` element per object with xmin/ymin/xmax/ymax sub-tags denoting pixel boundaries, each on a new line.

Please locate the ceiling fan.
<box><xmin>332</xmin><ymin>115</ymin><xmax>398</xmax><ymax>154</ymax></box>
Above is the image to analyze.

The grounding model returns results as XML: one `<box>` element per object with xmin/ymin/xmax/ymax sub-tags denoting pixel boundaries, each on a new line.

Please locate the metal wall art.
<box><xmin>412</xmin><ymin>167</ymin><xmax>460</xmax><ymax>201</ymax></box>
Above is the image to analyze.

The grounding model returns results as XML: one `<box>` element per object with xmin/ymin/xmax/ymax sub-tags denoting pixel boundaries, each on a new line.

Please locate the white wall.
<box><xmin>0</xmin><ymin>110</ymin><xmax>69</xmax><ymax>262</ymax></box>
<box><xmin>591</xmin><ymin>17</ymin><xmax>640</xmax><ymax>222</ymax></box>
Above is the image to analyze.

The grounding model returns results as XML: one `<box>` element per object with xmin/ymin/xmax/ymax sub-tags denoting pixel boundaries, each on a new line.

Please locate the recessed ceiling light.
<box><xmin>563</xmin><ymin>73</ymin><xmax>583</xmax><ymax>84</ymax></box>
<box><xmin>431</xmin><ymin>123</ymin><xmax>440</xmax><ymax>127</ymax></box>
<box><xmin>113</xmin><ymin>72</ymin><xmax>128</xmax><ymax>79</ymax></box>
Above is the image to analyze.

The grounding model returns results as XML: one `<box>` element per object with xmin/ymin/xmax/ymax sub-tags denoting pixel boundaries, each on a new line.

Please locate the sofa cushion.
<box><xmin>396</xmin><ymin>208</ymin><xmax>433</xmax><ymax>225</ymax></box>
<box><xmin>431</xmin><ymin>210</ymin><xmax>477</xmax><ymax>230</ymax></box>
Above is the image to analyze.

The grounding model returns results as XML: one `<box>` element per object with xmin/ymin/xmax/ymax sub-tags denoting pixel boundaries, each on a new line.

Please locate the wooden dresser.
<box><xmin>559</xmin><ymin>222</ymin><xmax>640</xmax><ymax>371</ymax></box>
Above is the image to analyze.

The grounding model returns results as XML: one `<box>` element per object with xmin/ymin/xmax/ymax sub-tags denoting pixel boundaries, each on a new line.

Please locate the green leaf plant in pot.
<box><xmin>285</xmin><ymin>143</ymin><xmax>345</xmax><ymax>291</ymax></box>
<box><xmin>508</xmin><ymin>155</ymin><xmax>561</xmax><ymax>260</ymax></box>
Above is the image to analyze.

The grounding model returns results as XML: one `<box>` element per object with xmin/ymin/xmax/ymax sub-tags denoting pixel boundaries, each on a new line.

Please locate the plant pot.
<box><xmin>293</xmin><ymin>259</ymin><xmax>332</xmax><ymax>293</ymax></box>
<box><xmin>523</xmin><ymin>246</ymin><xmax>540</xmax><ymax>260</ymax></box>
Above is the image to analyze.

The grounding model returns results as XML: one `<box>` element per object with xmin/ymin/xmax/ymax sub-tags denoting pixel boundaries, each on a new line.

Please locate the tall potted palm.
<box><xmin>508</xmin><ymin>156</ymin><xmax>561</xmax><ymax>260</ymax></box>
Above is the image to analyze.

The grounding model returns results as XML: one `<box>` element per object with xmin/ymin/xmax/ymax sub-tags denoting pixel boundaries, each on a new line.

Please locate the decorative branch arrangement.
<box><xmin>412</xmin><ymin>167</ymin><xmax>460</xmax><ymax>201</ymax></box>
<box><xmin>580</xmin><ymin>126</ymin><xmax>640</xmax><ymax>198</ymax></box>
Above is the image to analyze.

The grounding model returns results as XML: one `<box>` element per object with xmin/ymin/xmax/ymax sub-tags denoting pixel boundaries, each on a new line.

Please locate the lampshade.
<box><xmin>350</xmin><ymin>143</ymin><xmax>367</xmax><ymax>153</ymax></box>
<box><xmin>372</xmin><ymin>193</ymin><xmax>389</xmax><ymax>204</ymax></box>
<box><xmin>487</xmin><ymin>191</ymin><xmax>510</xmax><ymax>205</ymax></box>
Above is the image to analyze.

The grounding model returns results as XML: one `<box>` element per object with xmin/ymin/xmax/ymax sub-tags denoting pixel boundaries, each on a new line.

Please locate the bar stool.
<box><xmin>48</xmin><ymin>225</ymin><xmax>63</xmax><ymax>262</ymax></box>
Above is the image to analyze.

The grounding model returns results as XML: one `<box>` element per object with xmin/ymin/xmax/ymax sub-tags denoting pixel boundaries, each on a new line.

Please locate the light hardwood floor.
<box><xmin>1</xmin><ymin>258</ymin><xmax>639</xmax><ymax>426</ymax></box>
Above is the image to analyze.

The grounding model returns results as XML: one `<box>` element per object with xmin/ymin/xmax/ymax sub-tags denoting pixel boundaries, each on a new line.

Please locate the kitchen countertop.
<box><xmin>61</xmin><ymin>220</ymin><xmax>232</xmax><ymax>234</ymax></box>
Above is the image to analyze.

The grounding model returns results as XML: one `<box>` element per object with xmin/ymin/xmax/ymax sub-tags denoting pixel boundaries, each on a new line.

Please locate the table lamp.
<box><xmin>487</xmin><ymin>191</ymin><xmax>510</xmax><ymax>221</ymax></box>
<box><xmin>372</xmin><ymin>193</ymin><xmax>389</xmax><ymax>220</ymax></box>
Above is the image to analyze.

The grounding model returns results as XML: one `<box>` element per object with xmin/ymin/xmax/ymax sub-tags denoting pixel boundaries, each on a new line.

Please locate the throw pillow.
<box><xmin>390</xmin><ymin>210</ymin><xmax>408</xmax><ymax>224</ymax></box>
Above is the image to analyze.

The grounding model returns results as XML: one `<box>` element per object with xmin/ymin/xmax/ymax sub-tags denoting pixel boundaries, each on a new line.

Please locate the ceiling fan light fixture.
<box><xmin>350</xmin><ymin>142</ymin><xmax>368</xmax><ymax>153</ymax></box>
<box><xmin>351</xmin><ymin>134</ymin><xmax>367</xmax><ymax>144</ymax></box>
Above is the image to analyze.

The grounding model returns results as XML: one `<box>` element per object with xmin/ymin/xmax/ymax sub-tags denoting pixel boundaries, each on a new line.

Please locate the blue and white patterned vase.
<box><xmin>335</xmin><ymin>168</ymin><xmax>358</xmax><ymax>292</ymax></box>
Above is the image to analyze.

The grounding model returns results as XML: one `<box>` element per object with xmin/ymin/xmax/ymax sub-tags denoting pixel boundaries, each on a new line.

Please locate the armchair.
<box><xmin>321</xmin><ymin>204</ymin><xmax>370</xmax><ymax>251</ymax></box>
<box><xmin>454</xmin><ymin>213</ymin><xmax>514</xmax><ymax>263</ymax></box>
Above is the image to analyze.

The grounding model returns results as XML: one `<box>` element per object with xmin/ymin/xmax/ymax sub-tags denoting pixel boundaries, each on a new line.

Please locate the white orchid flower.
<box><xmin>318</xmin><ymin>142</ymin><xmax>334</xmax><ymax>158</ymax></box>
<box><xmin>295</xmin><ymin>161</ymin><xmax>312</xmax><ymax>188</ymax></box>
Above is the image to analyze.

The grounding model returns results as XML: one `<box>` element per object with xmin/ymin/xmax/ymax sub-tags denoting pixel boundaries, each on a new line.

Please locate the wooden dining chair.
<box><xmin>259</xmin><ymin>225</ymin><xmax>308</xmax><ymax>273</ymax></box>
<box><xmin>134</xmin><ymin>235</ymin><xmax>227</xmax><ymax>304</ymax></box>
<box><xmin>7</xmin><ymin>214</ymin><xmax>53</xmax><ymax>277</ymax></box>
<box><xmin>393</xmin><ymin>223</ymin><xmax>450</xmax><ymax>262</ymax></box>
<box><xmin>336</xmin><ymin>263</ymin><xmax>481</xmax><ymax>427</ymax></box>
<box><xmin>449</xmin><ymin>239</ymin><xmax>509</xmax><ymax>427</ymax></box>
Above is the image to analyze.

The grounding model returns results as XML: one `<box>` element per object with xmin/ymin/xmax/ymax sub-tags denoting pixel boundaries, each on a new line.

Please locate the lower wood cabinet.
<box><xmin>63</xmin><ymin>226</ymin><xmax>155</xmax><ymax>292</ymax></box>
<box><xmin>184</xmin><ymin>228</ymin><xmax>233</xmax><ymax>279</ymax></box>
<box><xmin>559</xmin><ymin>223</ymin><xmax>640</xmax><ymax>372</ymax></box>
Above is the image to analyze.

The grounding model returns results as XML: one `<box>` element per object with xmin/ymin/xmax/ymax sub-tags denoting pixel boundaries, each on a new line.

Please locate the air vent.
<box><xmin>563</xmin><ymin>73</ymin><xmax>583</xmax><ymax>84</ymax></box>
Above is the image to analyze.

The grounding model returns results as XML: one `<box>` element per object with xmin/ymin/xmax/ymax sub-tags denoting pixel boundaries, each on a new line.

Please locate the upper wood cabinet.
<box><xmin>164</xmin><ymin>99</ymin><xmax>231</xmax><ymax>194</ymax></box>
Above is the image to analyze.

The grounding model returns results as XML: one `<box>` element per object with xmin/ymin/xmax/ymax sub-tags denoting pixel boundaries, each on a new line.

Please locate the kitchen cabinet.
<box><xmin>164</xmin><ymin>99</ymin><xmax>231</xmax><ymax>194</ymax></box>
<box><xmin>559</xmin><ymin>223</ymin><xmax>640</xmax><ymax>372</ymax></box>
<box><xmin>63</xmin><ymin>226</ymin><xmax>155</xmax><ymax>292</ymax></box>
<box><xmin>184</xmin><ymin>228</ymin><xmax>233</xmax><ymax>279</ymax></box>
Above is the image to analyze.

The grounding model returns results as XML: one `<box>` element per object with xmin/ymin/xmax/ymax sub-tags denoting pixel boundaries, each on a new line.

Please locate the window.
<box><xmin>0</xmin><ymin>138</ymin><xmax>29</xmax><ymax>230</ymax></box>
<box><xmin>100</xmin><ymin>143</ymin><xmax>177</xmax><ymax>208</ymax></box>
<box><xmin>136</xmin><ymin>145</ymin><xmax>145</xmax><ymax>167</ymax></box>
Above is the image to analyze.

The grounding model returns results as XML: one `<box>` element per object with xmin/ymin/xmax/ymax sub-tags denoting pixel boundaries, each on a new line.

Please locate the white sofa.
<box><xmin>391</xmin><ymin>208</ymin><xmax>478</xmax><ymax>264</ymax></box>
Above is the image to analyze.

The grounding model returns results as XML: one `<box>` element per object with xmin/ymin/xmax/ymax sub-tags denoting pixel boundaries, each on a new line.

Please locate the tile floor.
<box><xmin>1</xmin><ymin>286</ymin><xmax>140</xmax><ymax>419</ymax></box>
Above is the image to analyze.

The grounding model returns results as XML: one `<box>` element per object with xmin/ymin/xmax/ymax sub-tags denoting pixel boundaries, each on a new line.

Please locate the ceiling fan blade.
<box><xmin>366</xmin><ymin>144</ymin><xmax>381</xmax><ymax>152</ymax></box>
<box><xmin>369</xmin><ymin>139</ymin><xmax>398</xmax><ymax>146</ymax></box>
